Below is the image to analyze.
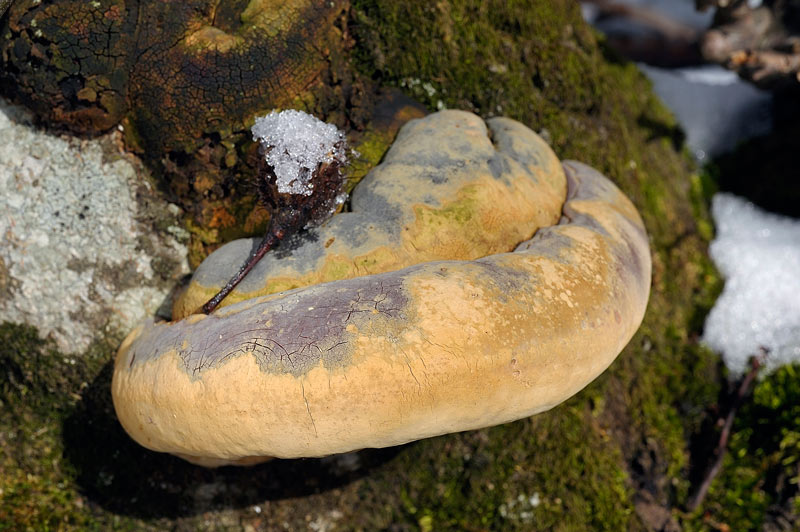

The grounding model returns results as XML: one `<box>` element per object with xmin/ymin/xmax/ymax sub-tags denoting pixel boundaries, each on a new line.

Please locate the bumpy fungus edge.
<box><xmin>111</xmin><ymin>153</ymin><xmax>651</xmax><ymax>465</ymax></box>
<box><xmin>173</xmin><ymin>110</ymin><xmax>567</xmax><ymax>319</ymax></box>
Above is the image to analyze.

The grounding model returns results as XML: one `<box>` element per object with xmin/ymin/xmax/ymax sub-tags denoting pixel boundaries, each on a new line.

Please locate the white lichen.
<box><xmin>499</xmin><ymin>492</ymin><xmax>541</xmax><ymax>522</ymax></box>
<box><xmin>0</xmin><ymin>97</ymin><xmax>189</xmax><ymax>353</ymax></box>
<box><xmin>251</xmin><ymin>110</ymin><xmax>346</xmax><ymax>196</ymax></box>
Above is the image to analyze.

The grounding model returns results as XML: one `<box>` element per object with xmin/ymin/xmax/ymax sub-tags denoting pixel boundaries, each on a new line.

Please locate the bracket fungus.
<box><xmin>112</xmin><ymin>110</ymin><xmax>652</xmax><ymax>467</ymax></box>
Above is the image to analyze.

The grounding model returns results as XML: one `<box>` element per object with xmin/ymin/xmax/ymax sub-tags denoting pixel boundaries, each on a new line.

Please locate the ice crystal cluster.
<box><xmin>703</xmin><ymin>194</ymin><xmax>800</xmax><ymax>374</ymax></box>
<box><xmin>251</xmin><ymin>110</ymin><xmax>346</xmax><ymax>196</ymax></box>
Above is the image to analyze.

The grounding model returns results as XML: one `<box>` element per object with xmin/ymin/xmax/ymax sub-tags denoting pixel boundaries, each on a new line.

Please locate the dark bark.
<box><xmin>699</xmin><ymin>0</ymin><xmax>800</xmax><ymax>88</ymax></box>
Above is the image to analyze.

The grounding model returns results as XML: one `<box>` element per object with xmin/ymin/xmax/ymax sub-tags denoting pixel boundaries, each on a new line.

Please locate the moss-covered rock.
<box><xmin>0</xmin><ymin>0</ymin><xmax>762</xmax><ymax>530</ymax></box>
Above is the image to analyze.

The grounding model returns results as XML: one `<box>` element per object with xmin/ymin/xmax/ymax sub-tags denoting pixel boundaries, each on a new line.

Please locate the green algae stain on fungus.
<box><xmin>319</xmin><ymin>255</ymin><xmax>359</xmax><ymax>281</ymax></box>
<box><xmin>413</xmin><ymin>191</ymin><xmax>479</xmax><ymax>229</ymax></box>
<box><xmin>186</xmin><ymin>246</ymin><xmax>405</xmax><ymax>312</ymax></box>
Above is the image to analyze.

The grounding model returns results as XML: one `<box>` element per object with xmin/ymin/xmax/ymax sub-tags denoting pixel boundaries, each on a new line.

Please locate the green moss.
<box><xmin>413</xmin><ymin>188</ymin><xmax>478</xmax><ymax>228</ymax></box>
<box><xmin>687</xmin><ymin>364</ymin><xmax>800</xmax><ymax>530</ymax></box>
<box><xmin>336</xmin><ymin>402</ymin><xmax>633</xmax><ymax>531</ymax></box>
<box><xmin>345</xmin><ymin>125</ymin><xmax>396</xmax><ymax>191</ymax></box>
<box><xmin>0</xmin><ymin>323</ymin><xmax>106</xmax><ymax>530</ymax></box>
<box><xmin>1</xmin><ymin>322</ymin><xmax>219</xmax><ymax>530</ymax></box>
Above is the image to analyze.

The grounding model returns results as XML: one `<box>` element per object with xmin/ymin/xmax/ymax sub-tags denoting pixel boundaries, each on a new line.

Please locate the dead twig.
<box><xmin>581</xmin><ymin>0</ymin><xmax>704</xmax><ymax>66</ymax></box>
<box><xmin>686</xmin><ymin>348</ymin><xmax>769</xmax><ymax>512</ymax></box>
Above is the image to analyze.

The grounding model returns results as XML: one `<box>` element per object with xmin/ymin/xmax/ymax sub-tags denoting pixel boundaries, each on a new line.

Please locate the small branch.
<box><xmin>201</xmin><ymin>230</ymin><xmax>281</xmax><ymax>314</ymax></box>
<box><xmin>685</xmin><ymin>349</ymin><xmax>768</xmax><ymax>512</ymax></box>
<box><xmin>201</xmin><ymin>209</ymin><xmax>300</xmax><ymax>314</ymax></box>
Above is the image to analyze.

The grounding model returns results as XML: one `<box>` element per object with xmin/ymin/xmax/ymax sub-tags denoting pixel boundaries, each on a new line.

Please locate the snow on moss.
<box><xmin>703</xmin><ymin>194</ymin><xmax>800</xmax><ymax>374</ymax></box>
<box><xmin>251</xmin><ymin>110</ymin><xmax>346</xmax><ymax>196</ymax></box>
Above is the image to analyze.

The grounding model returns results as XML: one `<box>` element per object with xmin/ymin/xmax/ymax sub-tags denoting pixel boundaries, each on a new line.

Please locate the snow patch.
<box><xmin>251</xmin><ymin>110</ymin><xmax>346</xmax><ymax>196</ymax></box>
<box><xmin>638</xmin><ymin>64</ymin><xmax>772</xmax><ymax>160</ymax></box>
<box><xmin>680</xmin><ymin>66</ymin><xmax>740</xmax><ymax>86</ymax></box>
<box><xmin>703</xmin><ymin>194</ymin><xmax>800</xmax><ymax>374</ymax></box>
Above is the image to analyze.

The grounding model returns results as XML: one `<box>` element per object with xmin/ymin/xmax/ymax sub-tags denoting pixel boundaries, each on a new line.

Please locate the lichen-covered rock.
<box><xmin>174</xmin><ymin>110</ymin><xmax>566</xmax><ymax>318</ymax></box>
<box><xmin>0</xmin><ymin>97</ymin><xmax>188</xmax><ymax>353</ymax></box>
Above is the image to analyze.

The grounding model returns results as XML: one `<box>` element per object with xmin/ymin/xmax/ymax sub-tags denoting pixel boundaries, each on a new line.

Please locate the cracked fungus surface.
<box><xmin>131</xmin><ymin>277</ymin><xmax>409</xmax><ymax>379</ymax></box>
<box><xmin>0</xmin><ymin>98</ymin><xmax>188</xmax><ymax>353</ymax></box>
